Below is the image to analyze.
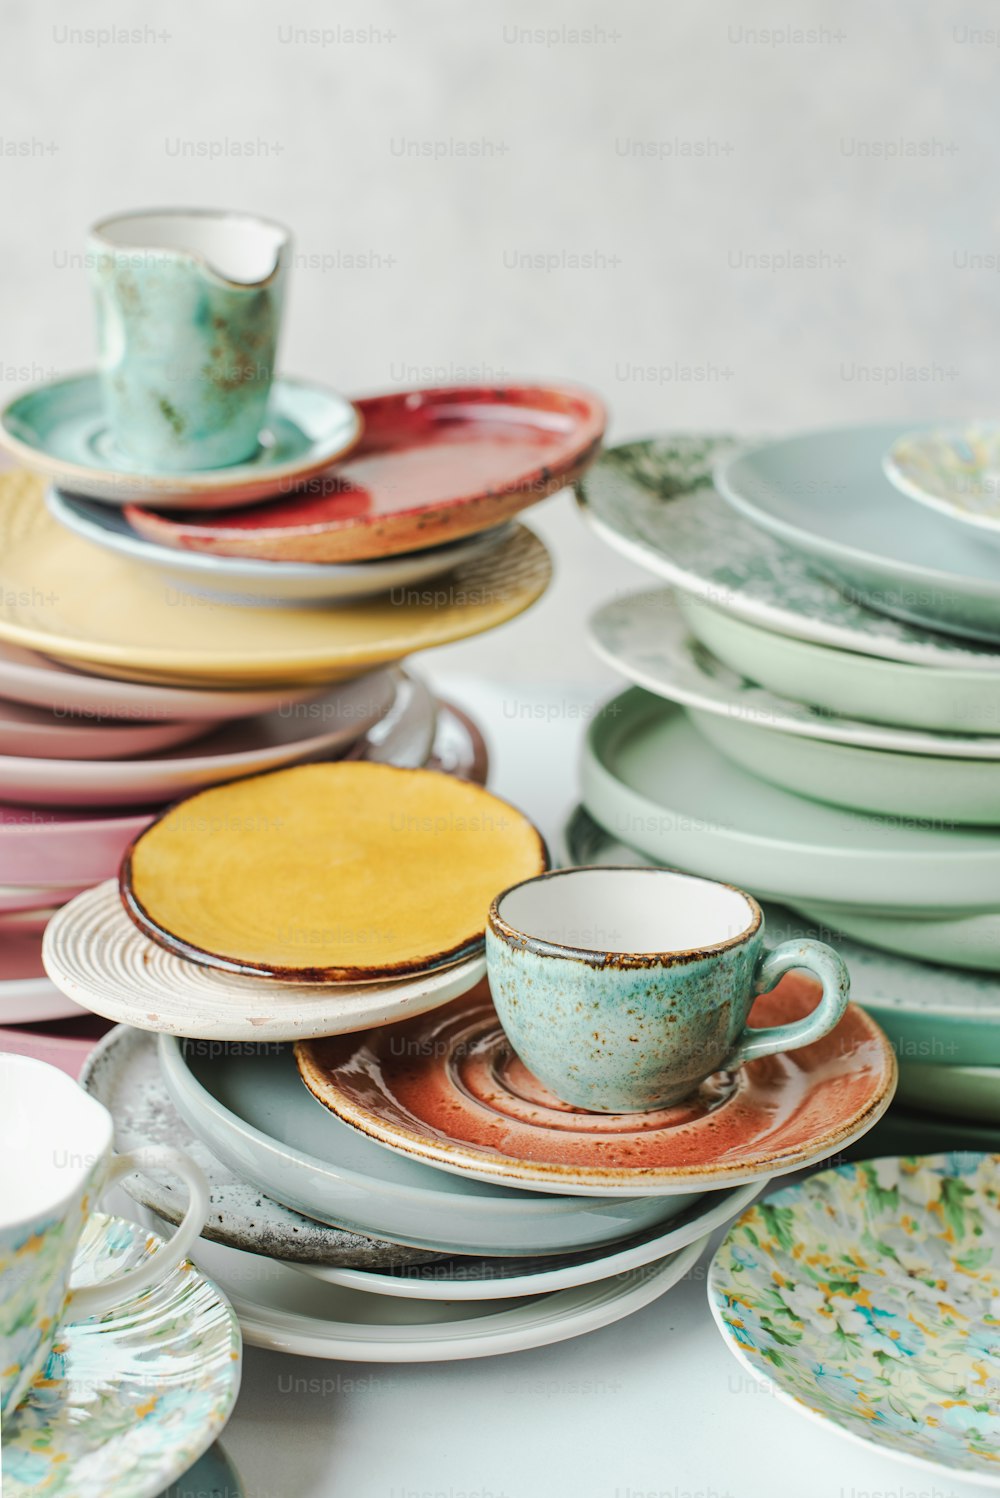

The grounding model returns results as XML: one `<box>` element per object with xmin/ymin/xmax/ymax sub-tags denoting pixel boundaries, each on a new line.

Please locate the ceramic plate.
<box><xmin>49</xmin><ymin>489</ymin><xmax>515</xmax><ymax>605</ymax></box>
<box><xmin>679</xmin><ymin>593</ymin><xmax>1000</xmax><ymax>735</ymax></box>
<box><xmin>0</xmin><ymin>373</ymin><xmax>362</xmax><ymax>507</ymax></box>
<box><xmin>121</xmin><ymin>763</ymin><xmax>547</xmax><ymax>981</ymax></box>
<box><xmin>2</xmin><ymin>1212</ymin><xmax>241</xmax><ymax>1498</ymax></box>
<box><xmin>179</xmin><ymin>1229</ymin><xmax>706</xmax><ymax>1363</ymax></box>
<box><xmin>0</xmin><ymin>883</ymin><xmax>87</xmax><ymax>914</ymax></box>
<box><xmin>156</xmin><ymin>1026</ymin><xmax>699</xmax><ymax>1256</ymax></box>
<box><xmin>43</xmin><ymin>881</ymin><xmax>489</xmax><ymax>1041</ymax></box>
<box><xmin>125</xmin><ymin>383</ymin><xmax>605</xmax><ymax>562</ymax></box>
<box><xmin>296</xmin><ymin>982</ymin><xmax>895</xmax><ymax>1198</ymax></box>
<box><xmin>0</xmin><ymin>474</ymin><xmax>552</xmax><ymax>686</ymax></box>
<box><xmin>0</xmin><ymin>638</ymin><xmax>323</xmax><ymax>724</ymax></box>
<box><xmin>0</xmin><ymin>924</ymin><xmax>86</xmax><ymax>1023</ymax></box>
<box><xmin>715</xmin><ymin>424</ymin><xmax>1000</xmax><ymax>642</ymax></box>
<box><xmin>564</xmin><ymin>806</ymin><xmax>1000</xmax><ymax>1064</ymax></box>
<box><xmin>576</xmin><ymin>434</ymin><xmax>1000</xmax><ymax>668</ymax></box>
<box><xmin>581</xmin><ymin>688</ymin><xmax>1000</xmax><ymax>912</ymax></box>
<box><xmin>863</xmin><ymin>1107</ymin><xmax>1000</xmax><ymax>1157</ymax></box>
<box><xmin>590</xmin><ymin>590</ymin><xmax>1000</xmax><ymax>758</ymax></box>
<box><xmin>0</xmin><ymin>669</ymin><xmax>396</xmax><ymax>808</ymax></box>
<box><xmin>0</xmin><ymin>803</ymin><xmax>155</xmax><ymax>886</ymax></box>
<box><xmin>0</xmin><ymin>697</ymin><xmax>209</xmax><ymax>760</ymax></box>
<box><xmin>709</xmin><ymin>1154</ymin><xmax>1000</xmax><ymax>1488</ymax></box>
<box><xmin>0</xmin><ymin>1017</ymin><xmax>112</xmax><ymax>1079</ymax></box>
<box><xmin>896</xmin><ymin>1062</ymin><xmax>1000</xmax><ymax>1125</ymax></box>
<box><xmin>345</xmin><ymin>669</ymin><xmax>438</xmax><ymax>768</ymax></box>
<box><xmin>80</xmin><ymin>1024</ymin><xmax>439</xmax><ymax>1268</ymax></box>
<box><xmin>296</xmin><ymin>1181</ymin><xmax>759</xmax><ymax>1300</ymax></box>
<box><xmin>885</xmin><ymin>423</ymin><xmax>1000</xmax><ymax>541</ymax></box>
<box><xmin>792</xmin><ymin>898</ymin><xmax>1000</xmax><ymax>974</ymax></box>
<box><xmin>426</xmin><ymin>699</ymin><xmax>489</xmax><ymax>783</ymax></box>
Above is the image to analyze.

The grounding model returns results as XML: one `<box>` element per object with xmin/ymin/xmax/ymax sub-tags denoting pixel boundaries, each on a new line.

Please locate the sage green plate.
<box><xmin>564</xmin><ymin>806</ymin><xmax>1000</xmax><ymax>1065</ymax></box>
<box><xmin>679</xmin><ymin>594</ymin><xmax>1000</xmax><ymax>734</ymax></box>
<box><xmin>581</xmin><ymin>688</ymin><xmax>1000</xmax><ymax>913</ymax></box>
<box><xmin>790</xmin><ymin>899</ymin><xmax>1000</xmax><ymax>975</ymax></box>
<box><xmin>896</xmin><ymin>1061</ymin><xmax>1000</xmax><ymax>1125</ymax></box>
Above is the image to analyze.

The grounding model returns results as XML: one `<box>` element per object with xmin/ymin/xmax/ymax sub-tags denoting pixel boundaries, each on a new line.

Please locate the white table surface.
<box><xmin>196</xmin><ymin>639</ymin><xmax>985</xmax><ymax>1498</ymax></box>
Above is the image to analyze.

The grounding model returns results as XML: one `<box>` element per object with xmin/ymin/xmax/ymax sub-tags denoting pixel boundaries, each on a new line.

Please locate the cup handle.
<box><xmin>722</xmin><ymin>939</ymin><xmax>851</xmax><ymax>1071</ymax></box>
<box><xmin>67</xmin><ymin>1146</ymin><xmax>209</xmax><ymax>1321</ymax></box>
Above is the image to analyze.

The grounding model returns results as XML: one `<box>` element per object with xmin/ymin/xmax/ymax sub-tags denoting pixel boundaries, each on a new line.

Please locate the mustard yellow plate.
<box><xmin>120</xmin><ymin>763</ymin><xmax>549</xmax><ymax>981</ymax></box>
<box><xmin>0</xmin><ymin>472</ymin><xmax>551</xmax><ymax>688</ymax></box>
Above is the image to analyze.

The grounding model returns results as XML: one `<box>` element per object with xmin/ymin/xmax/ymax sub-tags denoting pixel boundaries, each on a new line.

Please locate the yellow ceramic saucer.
<box><xmin>0</xmin><ymin>472</ymin><xmax>551</xmax><ymax>687</ymax></box>
<box><xmin>120</xmin><ymin>763</ymin><xmax>549</xmax><ymax>981</ymax></box>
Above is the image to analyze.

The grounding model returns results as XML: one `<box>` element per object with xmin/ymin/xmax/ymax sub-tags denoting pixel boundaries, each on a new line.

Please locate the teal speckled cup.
<box><xmin>89</xmin><ymin>208</ymin><xmax>290</xmax><ymax>471</ymax></box>
<box><xmin>486</xmin><ymin>866</ymin><xmax>850</xmax><ymax>1113</ymax></box>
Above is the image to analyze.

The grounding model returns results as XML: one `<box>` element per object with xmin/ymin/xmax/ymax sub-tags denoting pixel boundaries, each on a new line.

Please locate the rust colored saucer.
<box><xmin>125</xmin><ymin>383</ymin><xmax>606</xmax><ymax>563</ymax></box>
<box><xmin>295</xmin><ymin>977</ymin><xmax>897</xmax><ymax>1196</ymax></box>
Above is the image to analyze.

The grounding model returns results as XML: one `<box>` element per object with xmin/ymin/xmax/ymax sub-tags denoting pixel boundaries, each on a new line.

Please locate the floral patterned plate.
<box><xmin>709</xmin><ymin>1154</ymin><xmax>1000</xmax><ymax>1488</ymax></box>
<box><xmin>885</xmin><ymin>425</ymin><xmax>1000</xmax><ymax>543</ymax></box>
<box><xmin>3</xmin><ymin>1212</ymin><xmax>241</xmax><ymax>1498</ymax></box>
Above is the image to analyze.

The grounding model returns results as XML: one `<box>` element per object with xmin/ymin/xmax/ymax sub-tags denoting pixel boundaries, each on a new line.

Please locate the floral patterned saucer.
<box><xmin>885</xmin><ymin>424</ymin><xmax>1000</xmax><ymax>543</ymax></box>
<box><xmin>709</xmin><ymin>1154</ymin><xmax>1000</xmax><ymax>1487</ymax></box>
<box><xmin>3</xmin><ymin>1212</ymin><xmax>241</xmax><ymax>1498</ymax></box>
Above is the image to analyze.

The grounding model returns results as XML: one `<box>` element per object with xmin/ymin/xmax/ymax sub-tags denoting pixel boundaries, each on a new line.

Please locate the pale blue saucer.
<box><xmin>0</xmin><ymin>373</ymin><xmax>361</xmax><ymax>508</ymax></box>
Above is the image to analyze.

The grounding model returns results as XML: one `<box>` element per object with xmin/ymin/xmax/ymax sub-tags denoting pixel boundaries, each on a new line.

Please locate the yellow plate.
<box><xmin>120</xmin><ymin>763</ymin><xmax>549</xmax><ymax>981</ymax></box>
<box><xmin>0</xmin><ymin>472</ymin><xmax>551</xmax><ymax>687</ymax></box>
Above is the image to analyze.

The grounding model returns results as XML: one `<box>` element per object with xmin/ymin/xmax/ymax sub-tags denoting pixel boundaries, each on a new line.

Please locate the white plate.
<box><xmin>295</xmin><ymin>1181</ymin><xmax>759</xmax><ymax>1300</ymax></box>
<box><xmin>157</xmin><ymin>1033</ymin><xmax>699</xmax><ymax>1256</ymax></box>
<box><xmin>714</xmin><ymin>423</ymin><xmax>1000</xmax><ymax>642</ymax></box>
<box><xmin>577</xmin><ymin>434</ymin><xmax>1000</xmax><ymax>668</ymax></box>
<box><xmin>180</xmin><ymin>1227</ymin><xmax>708</xmax><ymax>1361</ymax></box>
<box><xmin>49</xmin><ymin>490</ymin><xmax>514</xmax><ymax>605</ymax></box>
<box><xmin>590</xmin><ymin>589</ymin><xmax>1000</xmax><ymax>758</ymax></box>
<box><xmin>0</xmin><ymin>638</ymin><xmax>323</xmax><ymax>723</ymax></box>
<box><xmin>346</xmin><ymin>669</ymin><xmax>437</xmax><ymax>767</ymax></box>
<box><xmin>581</xmin><ymin>687</ymin><xmax>1000</xmax><ymax>913</ymax></box>
<box><xmin>43</xmin><ymin>881</ymin><xmax>488</xmax><ymax>1041</ymax></box>
<box><xmin>0</xmin><ymin>668</ymin><xmax>396</xmax><ymax>807</ymax></box>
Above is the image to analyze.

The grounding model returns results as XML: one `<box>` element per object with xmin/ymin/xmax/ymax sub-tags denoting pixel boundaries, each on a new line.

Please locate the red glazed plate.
<box><xmin>294</xmin><ymin>977</ymin><xmax>897</xmax><ymax>1197</ymax></box>
<box><xmin>124</xmin><ymin>383</ymin><xmax>606</xmax><ymax>563</ymax></box>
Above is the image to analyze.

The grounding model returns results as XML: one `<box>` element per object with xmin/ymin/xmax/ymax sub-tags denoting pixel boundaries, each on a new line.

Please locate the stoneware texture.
<box><xmin>714</xmin><ymin>424</ymin><xmax>1000</xmax><ymax>643</ymax></box>
<box><xmin>485</xmin><ymin>866</ymin><xmax>850</xmax><ymax>1111</ymax></box>
<box><xmin>680</xmin><ymin>593</ymin><xmax>1000</xmax><ymax>736</ymax></box>
<box><xmin>885</xmin><ymin>423</ymin><xmax>1000</xmax><ymax>542</ymax></box>
<box><xmin>48</xmin><ymin>488</ymin><xmax>514</xmax><ymax>607</ymax></box>
<box><xmin>709</xmin><ymin>1154</ymin><xmax>1000</xmax><ymax>1488</ymax></box>
<box><xmin>0</xmin><ymin>374</ymin><xmax>362</xmax><ymax>507</ymax></box>
<box><xmin>581</xmin><ymin>688</ymin><xmax>1000</xmax><ymax>913</ymax></box>
<box><xmin>294</xmin><ymin>977</ymin><xmax>895</xmax><ymax>1197</ymax></box>
<box><xmin>43</xmin><ymin>880</ymin><xmax>488</xmax><ymax>1042</ymax></box>
<box><xmin>183</xmin><ymin>1227</ymin><xmax>707</xmax><ymax>1364</ymax></box>
<box><xmin>576</xmin><ymin>435</ymin><xmax>1000</xmax><ymax>670</ymax></box>
<box><xmin>0</xmin><ymin>472</ymin><xmax>552</xmax><ymax>687</ymax></box>
<box><xmin>80</xmin><ymin>1024</ymin><xmax>438</xmax><ymax>1269</ymax></box>
<box><xmin>2</xmin><ymin>1212</ymin><xmax>241</xmax><ymax>1498</ymax></box>
<box><xmin>158</xmin><ymin>1018</ymin><xmax>698</xmax><ymax>1255</ymax></box>
<box><xmin>124</xmin><ymin>382</ymin><xmax>606</xmax><ymax>562</ymax></box>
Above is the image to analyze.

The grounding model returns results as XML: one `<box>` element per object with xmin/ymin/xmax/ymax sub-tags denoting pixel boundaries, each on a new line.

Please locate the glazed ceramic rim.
<box><xmin>0</xmin><ymin>372</ymin><xmax>363</xmax><ymax>500</ymax></box>
<box><xmin>707</xmin><ymin>1154</ymin><xmax>1000</xmax><ymax>1491</ymax></box>
<box><xmin>90</xmin><ymin>205</ymin><xmax>292</xmax><ymax>289</ymax></box>
<box><xmin>119</xmin><ymin>764</ymin><xmax>551</xmax><ymax>983</ymax></box>
<box><xmin>123</xmin><ymin>381</ymin><xmax>608</xmax><ymax>544</ymax></box>
<box><xmin>488</xmin><ymin>864</ymin><xmax>761</xmax><ymax>966</ymax></box>
<box><xmin>884</xmin><ymin>425</ymin><xmax>1000</xmax><ymax>537</ymax></box>
<box><xmin>293</xmin><ymin>995</ymin><xmax>898</xmax><ymax>1195</ymax></box>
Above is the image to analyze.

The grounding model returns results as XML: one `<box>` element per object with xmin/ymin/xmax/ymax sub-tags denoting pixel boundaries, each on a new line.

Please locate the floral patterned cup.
<box><xmin>0</xmin><ymin>1053</ymin><xmax>208</xmax><ymax>1415</ymax></box>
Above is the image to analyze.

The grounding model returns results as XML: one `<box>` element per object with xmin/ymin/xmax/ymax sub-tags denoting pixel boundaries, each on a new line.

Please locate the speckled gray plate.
<box><xmin>79</xmin><ymin>1024</ymin><xmax>438</xmax><ymax>1269</ymax></box>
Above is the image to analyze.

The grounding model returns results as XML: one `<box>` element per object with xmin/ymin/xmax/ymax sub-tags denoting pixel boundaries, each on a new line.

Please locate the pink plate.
<box><xmin>0</xmin><ymin>884</ymin><xmax>88</xmax><ymax>914</ymax></box>
<box><xmin>0</xmin><ymin>697</ymin><xmax>211</xmax><ymax>759</ymax></box>
<box><xmin>295</xmin><ymin>977</ymin><xmax>897</xmax><ymax>1196</ymax></box>
<box><xmin>125</xmin><ymin>384</ymin><xmax>606</xmax><ymax>563</ymax></box>
<box><xmin>0</xmin><ymin>1015</ymin><xmax>113</xmax><ymax>1078</ymax></box>
<box><xmin>0</xmin><ymin>926</ymin><xmax>86</xmax><ymax>1022</ymax></box>
<box><xmin>0</xmin><ymin>803</ymin><xmax>155</xmax><ymax>886</ymax></box>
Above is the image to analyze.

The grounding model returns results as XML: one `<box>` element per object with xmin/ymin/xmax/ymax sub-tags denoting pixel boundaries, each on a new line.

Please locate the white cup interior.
<box><xmin>0</xmin><ymin>1054</ymin><xmax>111</xmax><ymax>1227</ymax></box>
<box><xmin>93</xmin><ymin>210</ymin><xmax>288</xmax><ymax>285</ymax></box>
<box><xmin>497</xmin><ymin>867</ymin><xmax>756</xmax><ymax>955</ymax></box>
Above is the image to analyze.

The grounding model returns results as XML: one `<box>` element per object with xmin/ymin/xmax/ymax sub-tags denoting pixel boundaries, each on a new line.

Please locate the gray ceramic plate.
<box><xmin>581</xmin><ymin>688</ymin><xmax>1000</xmax><ymax>913</ymax></box>
<box><xmin>156</xmin><ymin>1033</ymin><xmax>701</xmax><ymax>1255</ymax></box>
<box><xmin>576</xmin><ymin>434</ymin><xmax>1000</xmax><ymax>665</ymax></box>
<box><xmin>80</xmin><ymin>1025</ymin><xmax>438</xmax><ymax>1268</ymax></box>
<box><xmin>715</xmin><ymin>423</ymin><xmax>1000</xmax><ymax>642</ymax></box>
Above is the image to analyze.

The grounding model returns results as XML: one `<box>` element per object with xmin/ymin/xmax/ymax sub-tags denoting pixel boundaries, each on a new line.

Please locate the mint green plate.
<box><xmin>790</xmin><ymin>898</ymin><xmax>1000</xmax><ymax>974</ymax></box>
<box><xmin>896</xmin><ymin>1061</ymin><xmax>1000</xmax><ymax>1125</ymax></box>
<box><xmin>0</xmin><ymin>373</ymin><xmax>361</xmax><ymax>508</ymax></box>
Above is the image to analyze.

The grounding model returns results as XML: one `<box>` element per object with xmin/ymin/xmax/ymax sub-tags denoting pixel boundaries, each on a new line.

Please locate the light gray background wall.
<box><xmin>2</xmin><ymin>0</ymin><xmax>995</xmax><ymax>685</ymax></box>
